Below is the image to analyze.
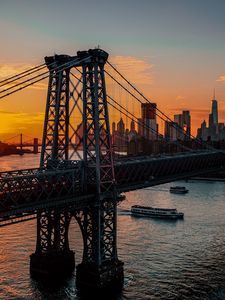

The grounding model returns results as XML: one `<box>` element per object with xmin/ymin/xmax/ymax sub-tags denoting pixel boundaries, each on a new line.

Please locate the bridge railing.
<box><xmin>115</xmin><ymin>151</ymin><xmax>225</xmax><ymax>192</ymax></box>
<box><xmin>0</xmin><ymin>166</ymin><xmax>83</xmax><ymax>215</ymax></box>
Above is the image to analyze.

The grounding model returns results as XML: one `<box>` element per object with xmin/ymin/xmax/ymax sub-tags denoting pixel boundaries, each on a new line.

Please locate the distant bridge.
<box><xmin>2</xmin><ymin>134</ymin><xmax>40</xmax><ymax>153</ymax></box>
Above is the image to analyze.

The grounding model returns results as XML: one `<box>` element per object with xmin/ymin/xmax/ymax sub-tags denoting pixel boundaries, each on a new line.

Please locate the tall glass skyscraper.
<box><xmin>211</xmin><ymin>90</ymin><xmax>218</xmax><ymax>125</ymax></box>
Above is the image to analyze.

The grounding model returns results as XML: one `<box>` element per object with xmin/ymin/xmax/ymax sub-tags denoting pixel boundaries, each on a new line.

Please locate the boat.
<box><xmin>131</xmin><ymin>205</ymin><xmax>184</xmax><ymax>219</ymax></box>
<box><xmin>170</xmin><ymin>186</ymin><xmax>188</xmax><ymax>194</ymax></box>
<box><xmin>117</xmin><ymin>193</ymin><xmax>126</xmax><ymax>201</ymax></box>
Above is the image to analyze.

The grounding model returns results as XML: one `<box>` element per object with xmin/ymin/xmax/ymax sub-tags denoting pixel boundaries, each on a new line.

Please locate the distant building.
<box><xmin>117</xmin><ymin>118</ymin><xmax>125</xmax><ymax>135</ymax></box>
<box><xmin>197</xmin><ymin>120</ymin><xmax>208</xmax><ymax>141</ymax></box>
<box><xmin>112</xmin><ymin>122</ymin><xmax>116</xmax><ymax>134</ymax></box>
<box><xmin>218</xmin><ymin>123</ymin><xmax>225</xmax><ymax>140</ymax></box>
<box><xmin>211</xmin><ymin>92</ymin><xmax>218</xmax><ymax>125</ymax></box>
<box><xmin>130</xmin><ymin>119</ymin><xmax>135</xmax><ymax>132</ymax></box>
<box><xmin>164</xmin><ymin>121</ymin><xmax>179</xmax><ymax>141</ymax></box>
<box><xmin>137</xmin><ymin>118</ymin><xmax>144</xmax><ymax>136</ymax></box>
<box><xmin>141</xmin><ymin>103</ymin><xmax>156</xmax><ymax>120</ymax></box>
<box><xmin>197</xmin><ymin>91</ymin><xmax>224</xmax><ymax>141</ymax></box>
<box><xmin>174</xmin><ymin>110</ymin><xmax>191</xmax><ymax>140</ymax></box>
<box><xmin>182</xmin><ymin>110</ymin><xmax>191</xmax><ymax>140</ymax></box>
<box><xmin>141</xmin><ymin>102</ymin><xmax>158</xmax><ymax>140</ymax></box>
<box><xmin>209</xmin><ymin>92</ymin><xmax>219</xmax><ymax>140</ymax></box>
<box><xmin>112</xmin><ymin>117</ymin><xmax>128</xmax><ymax>151</ymax></box>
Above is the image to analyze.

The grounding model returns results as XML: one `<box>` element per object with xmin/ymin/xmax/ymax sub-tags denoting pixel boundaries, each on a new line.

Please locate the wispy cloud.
<box><xmin>174</xmin><ymin>95</ymin><xmax>187</xmax><ymax>107</ymax></box>
<box><xmin>0</xmin><ymin>64</ymin><xmax>48</xmax><ymax>90</ymax></box>
<box><xmin>0</xmin><ymin>111</ymin><xmax>44</xmax><ymax>136</ymax></box>
<box><xmin>175</xmin><ymin>95</ymin><xmax>185</xmax><ymax>101</ymax></box>
<box><xmin>216</xmin><ymin>75</ymin><xmax>225</xmax><ymax>83</ymax></box>
<box><xmin>109</xmin><ymin>55</ymin><xmax>154</xmax><ymax>85</ymax></box>
<box><xmin>0</xmin><ymin>64</ymin><xmax>37</xmax><ymax>78</ymax></box>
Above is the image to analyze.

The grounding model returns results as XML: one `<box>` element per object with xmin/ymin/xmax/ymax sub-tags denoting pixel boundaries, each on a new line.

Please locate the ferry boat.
<box><xmin>170</xmin><ymin>186</ymin><xmax>189</xmax><ymax>194</ymax></box>
<box><xmin>131</xmin><ymin>205</ymin><xmax>184</xmax><ymax>219</ymax></box>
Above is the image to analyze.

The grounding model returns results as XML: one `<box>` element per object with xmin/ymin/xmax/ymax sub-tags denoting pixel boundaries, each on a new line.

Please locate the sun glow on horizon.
<box><xmin>0</xmin><ymin>56</ymin><xmax>224</xmax><ymax>140</ymax></box>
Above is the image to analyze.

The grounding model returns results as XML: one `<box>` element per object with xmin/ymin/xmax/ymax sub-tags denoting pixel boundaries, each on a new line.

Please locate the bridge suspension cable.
<box><xmin>0</xmin><ymin>63</ymin><xmax>47</xmax><ymax>88</ymax></box>
<box><xmin>107</xmin><ymin>94</ymin><xmax>193</xmax><ymax>152</ymax></box>
<box><xmin>70</xmin><ymin>64</ymin><xmax>197</xmax><ymax>152</ymax></box>
<box><xmin>1</xmin><ymin>134</ymin><xmax>20</xmax><ymax>143</ymax></box>
<box><xmin>0</xmin><ymin>56</ymin><xmax>91</xmax><ymax>100</ymax></box>
<box><xmin>105</xmin><ymin>66</ymin><xmax>192</xmax><ymax>140</ymax></box>
<box><xmin>106</xmin><ymin>61</ymin><xmax>214</xmax><ymax>150</ymax></box>
<box><xmin>0</xmin><ymin>61</ymin><xmax>58</xmax><ymax>96</ymax></box>
<box><xmin>0</xmin><ymin>53</ymin><xmax>216</xmax><ymax>152</ymax></box>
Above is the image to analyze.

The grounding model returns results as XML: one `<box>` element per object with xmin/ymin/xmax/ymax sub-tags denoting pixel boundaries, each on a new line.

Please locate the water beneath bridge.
<box><xmin>1</xmin><ymin>154</ymin><xmax>225</xmax><ymax>299</ymax></box>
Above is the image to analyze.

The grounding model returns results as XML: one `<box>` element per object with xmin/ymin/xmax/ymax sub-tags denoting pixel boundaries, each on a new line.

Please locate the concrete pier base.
<box><xmin>30</xmin><ymin>250</ymin><xmax>75</xmax><ymax>280</ymax></box>
<box><xmin>76</xmin><ymin>260</ymin><xmax>124</xmax><ymax>295</ymax></box>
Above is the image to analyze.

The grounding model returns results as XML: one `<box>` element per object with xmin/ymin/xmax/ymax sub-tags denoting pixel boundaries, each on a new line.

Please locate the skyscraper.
<box><xmin>117</xmin><ymin>118</ymin><xmax>125</xmax><ymax>134</ymax></box>
<box><xmin>211</xmin><ymin>89</ymin><xmax>218</xmax><ymax>125</ymax></box>
<box><xmin>182</xmin><ymin>110</ymin><xmax>191</xmax><ymax>140</ymax></box>
<box><xmin>141</xmin><ymin>103</ymin><xmax>158</xmax><ymax>140</ymax></box>
<box><xmin>164</xmin><ymin>121</ymin><xmax>178</xmax><ymax>141</ymax></box>
<box><xmin>141</xmin><ymin>103</ymin><xmax>156</xmax><ymax>120</ymax></box>
<box><xmin>208</xmin><ymin>90</ymin><xmax>219</xmax><ymax>140</ymax></box>
<box><xmin>174</xmin><ymin>111</ymin><xmax>191</xmax><ymax>140</ymax></box>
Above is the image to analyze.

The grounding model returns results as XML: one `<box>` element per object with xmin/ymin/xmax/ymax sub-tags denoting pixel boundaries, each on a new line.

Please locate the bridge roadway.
<box><xmin>0</xmin><ymin>150</ymin><xmax>225</xmax><ymax>226</ymax></box>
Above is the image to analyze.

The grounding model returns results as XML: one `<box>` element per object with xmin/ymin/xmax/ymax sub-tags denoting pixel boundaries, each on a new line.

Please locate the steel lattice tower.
<box><xmin>30</xmin><ymin>49</ymin><xmax>124</xmax><ymax>292</ymax></box>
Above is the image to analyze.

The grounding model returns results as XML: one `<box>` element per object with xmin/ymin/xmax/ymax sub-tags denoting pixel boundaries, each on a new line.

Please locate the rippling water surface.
<box><xmin>1</xmin><ymin>154</ymin><xmax>225</xmax><ymax>299</ymax></box>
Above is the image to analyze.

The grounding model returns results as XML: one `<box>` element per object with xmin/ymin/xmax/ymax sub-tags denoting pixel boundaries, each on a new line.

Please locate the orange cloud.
<box><xmin>0</xmin><ymin>64</ymin><xmax>48</xmax><ymax>90</ymax></box>
<box><xmin>105</xmin><ymin>55</ymin><xmax>154</xmax><ymax>125</ymax></box>
<box><xmin>109</xmin><ymin>55</ymin><xmax>154</xmax><ymax>85</ymax></box>
<box><xmin>0</xmin><ymin>111</ymin><xmax>44</xmax><ymax>140</ymax></box>
<box><xmin>216</xmin><ymin>75</ymin><xmax>225</xmax><ymax>83</ymax></box>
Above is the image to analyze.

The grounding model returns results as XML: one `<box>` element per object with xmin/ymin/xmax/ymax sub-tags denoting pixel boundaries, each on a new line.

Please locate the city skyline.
<box><xmin>1</xmin><ymin>0</ymin><xmax>225</xmax><ymax>139</ymax></box>
<box><xmin>1</xmin><ymin>3</ymin><xmax>225</xmax><ymax>298</ymax></box>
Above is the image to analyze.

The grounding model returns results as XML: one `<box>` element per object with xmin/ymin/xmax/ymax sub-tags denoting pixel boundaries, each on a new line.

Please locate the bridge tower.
<box><xmin>30</xmin><ymin>49</ymin><xmax>124</xmax><ymax>293</ymax></box>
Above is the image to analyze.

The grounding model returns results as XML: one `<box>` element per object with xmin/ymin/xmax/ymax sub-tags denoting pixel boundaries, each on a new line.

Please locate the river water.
<box><xmin>1</xmin><ymin>154</ymin><xmax>225</xmax><ymax>299</ymax></box>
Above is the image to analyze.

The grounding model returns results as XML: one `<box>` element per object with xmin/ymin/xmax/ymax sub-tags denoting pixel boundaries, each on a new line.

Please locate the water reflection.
<box><xmin>1</xmin><ymin>154</ymin><xmax>225</xmax><ymax>299</ymax></box>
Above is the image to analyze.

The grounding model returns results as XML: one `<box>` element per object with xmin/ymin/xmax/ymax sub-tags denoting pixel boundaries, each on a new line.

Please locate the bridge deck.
<box><xmin>0</xmin><ymin>151</ymin><xmax>225</xmax><ymax>225</ymax></box>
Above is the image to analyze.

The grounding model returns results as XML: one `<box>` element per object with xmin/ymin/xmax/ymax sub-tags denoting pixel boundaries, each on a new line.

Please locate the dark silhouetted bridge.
<box><xmin>0</xmin><ymin>48</ymin><xmax>225</xmax><ymax>294</ymax></box>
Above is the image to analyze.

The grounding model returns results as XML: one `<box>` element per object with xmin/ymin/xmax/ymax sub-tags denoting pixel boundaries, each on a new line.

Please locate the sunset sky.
<box><xmin>1</xmin><ymin>0</ymin><xmax>225</xmax><ymax>140</ymax></box>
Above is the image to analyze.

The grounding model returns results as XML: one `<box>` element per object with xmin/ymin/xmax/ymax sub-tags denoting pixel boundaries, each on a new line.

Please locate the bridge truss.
<box><xmin>1</xmin><ymin>48</ymin><xmax>225</xmax><ymax>294</ymax></box>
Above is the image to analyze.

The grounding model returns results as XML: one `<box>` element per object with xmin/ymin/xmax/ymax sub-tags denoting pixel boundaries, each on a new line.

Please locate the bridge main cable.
<box><xmin>105</xmin><ymin>65</ymin><xmax>195</xmax><ymax>141</ymax></box>
<box><xmin>0</xmin><ymin>55</ymin><xmax>91</xmax><ymax>100</ymax></box>
<box><xmin>69</xmin><ymin>65</ymin><xmax>193</xmax><ymax>152</ymax></box>
<box><xmin>0</xmin><ymin>63</ymin><xmax>47</xmax><ymax>87</ymax></box>
<box><xmin>106</xmin><ymin>61</ymin><xmax>215</xmax><ymax>150</ymax></box>
<box><xmin>107</xmin><ymin>95</ymin><xmax>193</xmax><ymax>152</ymax></box>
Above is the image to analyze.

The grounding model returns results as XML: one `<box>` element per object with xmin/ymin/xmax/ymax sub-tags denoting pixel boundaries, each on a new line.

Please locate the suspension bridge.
<box><xmin>0</xmin><ymin>48</ymin><xmax>225</xmax><ymax>293</ymax></box>
<box><xmin>1</xmin><ymin>134</ymin><xmax>40</xmax><ymax>154</ymax></box>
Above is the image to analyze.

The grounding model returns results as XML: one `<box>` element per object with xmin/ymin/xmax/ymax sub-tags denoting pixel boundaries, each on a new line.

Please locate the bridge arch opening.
<box><xmin>68</xmin><ymin>215</ymin><xmax>84</xmax><ymax>266</ymax></box>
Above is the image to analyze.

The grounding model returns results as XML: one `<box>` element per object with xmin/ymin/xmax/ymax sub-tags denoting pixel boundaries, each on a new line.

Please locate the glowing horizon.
<box><xmin>0</xmin><ymin>54</ymin><xmax>223</xmax><ymax>141</ymax></box>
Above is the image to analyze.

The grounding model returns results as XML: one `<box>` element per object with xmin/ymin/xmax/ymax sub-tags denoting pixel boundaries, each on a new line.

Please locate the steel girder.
<box><xmin>33</xmin><ymin>49</ymin><xmax>118</xmax><ymax>271</ymax></box>
<box><xmin>1</xmin><ymin>151</ymin><xmax>225</xmax><ymax>220</ymax></box>
<box><xmin>1</xmin><ymin>152</ymin><xmax>225</xmax><ymax>221</ymax></box>
<box><xmin>74</xmin><ymin>200</ymin><xmax>117</xmax><ymax>264</ymax></box>
<box><xmin>82</xmin><ymin>60</ymin><xmax>115</xmax><ymax>194</ymax></box>
<box><xmin>115</xmin><ymin>151</ymin><xmax>225</xmax><ymax>191</ymax></box>
<box><xmin>40</xmin><ymin>63</ymin><xmax>70</xmax><ymax>167</ymax></box>
<box><xmin>0</xmin><ymin>167</ymin><xmax>82</xmax><ymax>214</ymax></box>
<box><xmin>40</xmin><ymin>50</ymin><xmax>115</xmax><ymax>194</ymax></box>
<box><xmin>35</xmin><ymin>210</ymin><xmax>70</xmax><ymax>254</ymax></box>
<box><xmin>32</xmin><ymin>199</ymin><xmax>117</xmax><ymax>262</ymax></box>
